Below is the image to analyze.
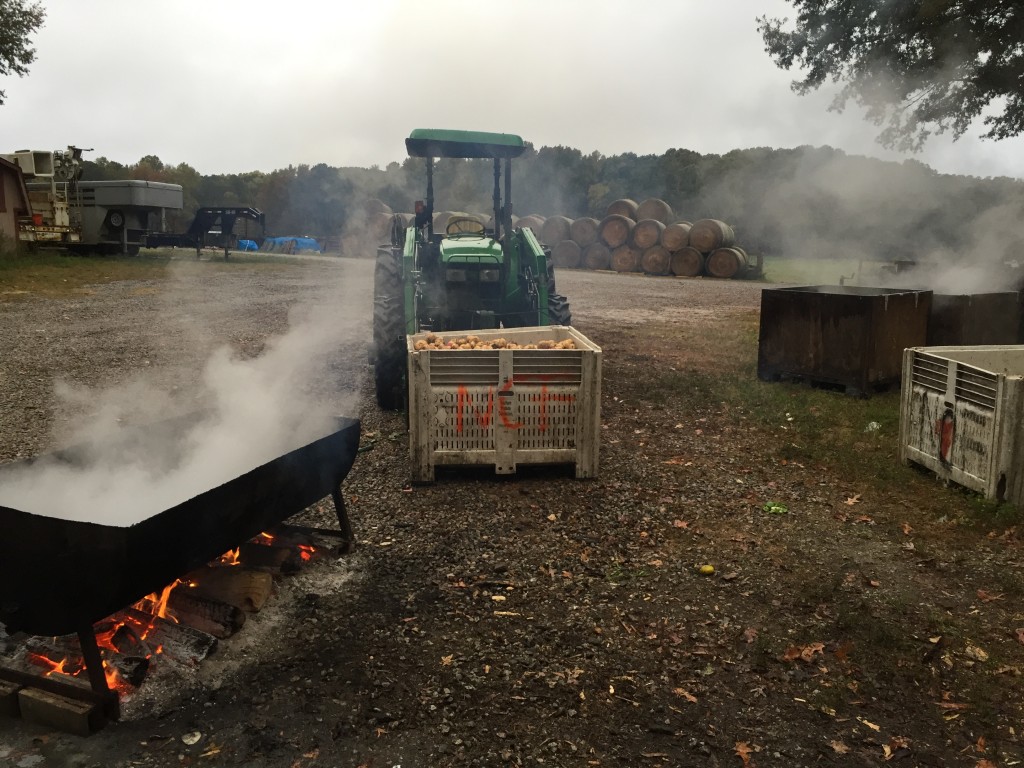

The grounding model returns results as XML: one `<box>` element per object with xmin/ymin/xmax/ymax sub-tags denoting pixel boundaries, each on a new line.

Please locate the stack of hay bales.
<box><xmin>350</xmin><ymin>197</ymin><xmax>763</xmax><ymax>280</ymax></box>
<box><xmin>539</xmin><ymin>197</ymin><xmax>762</xmax><ymax>280</ymax></box>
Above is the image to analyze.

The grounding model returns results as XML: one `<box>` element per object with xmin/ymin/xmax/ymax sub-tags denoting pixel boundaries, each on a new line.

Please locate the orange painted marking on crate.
<box><xmin>455</xmin><ymin>378</ymin><xmax>576</xmax><ymax>434</ymax></box>
<box><xmin>456</xmin><ymin>385</ymin><xmax>495</xmax><ymax>432</ymax></box>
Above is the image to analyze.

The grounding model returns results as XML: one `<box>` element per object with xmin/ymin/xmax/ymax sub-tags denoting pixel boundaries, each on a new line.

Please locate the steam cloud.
<box><xmin>0</xmin><ymin>261</ymin><xmax>367</xmax><ymax>526</ymax></box>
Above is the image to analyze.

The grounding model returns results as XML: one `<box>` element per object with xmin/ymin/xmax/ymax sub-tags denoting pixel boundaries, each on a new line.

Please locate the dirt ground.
<box><xmin>1</xmin><ymin>257</ymin><xmax>1023</xmax><ymax>767</ymax></box>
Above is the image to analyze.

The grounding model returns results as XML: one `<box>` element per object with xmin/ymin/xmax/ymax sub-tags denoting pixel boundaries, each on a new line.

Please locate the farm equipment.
<box><xmin>2</xmin><ymin>146</ymin><xmax>183</xmax><ymax>255</ymax></box>
<box><xmin>372</xmin><ymin>129</ymin><xmax>572</xmax><ymax>410</ymax></box>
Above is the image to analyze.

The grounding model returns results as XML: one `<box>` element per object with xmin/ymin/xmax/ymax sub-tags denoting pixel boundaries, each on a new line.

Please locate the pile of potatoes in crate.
<box><xmin>414</xmin><ymin>333</ymin><xmax>577</xmax><ymax>351</ymax></box>
<box><xmin>542</xmin><ymin>199</ymin><xmax>763</xmax><ymax>280</ymax></box>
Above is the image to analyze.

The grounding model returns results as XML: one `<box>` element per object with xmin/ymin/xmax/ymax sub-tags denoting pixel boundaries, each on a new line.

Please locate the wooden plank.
<box><xmin>18</xmin><ymin>687</ymin><xmax>104</xmax><ymax>736</ymax></box>
<box><xmin>0</xmin><ymin>679</ymin><xmax>21</xmax><ymax>717</ymax></box>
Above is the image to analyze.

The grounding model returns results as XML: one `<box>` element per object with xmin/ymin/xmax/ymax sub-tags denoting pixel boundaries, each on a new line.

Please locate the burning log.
<box><xmin>166</xmin><ymin>589</ymin><xmax>246</xmax><ymax>639</ymax></box>
<box><xmin>185</xmin><ymin>567</ymin><xmax>275</xmax><ymax>612</ymax></box>
<box><xmin>120</xmin><ymin>608</ymin><xmax>218</xmax><ymax>665</ymax></box>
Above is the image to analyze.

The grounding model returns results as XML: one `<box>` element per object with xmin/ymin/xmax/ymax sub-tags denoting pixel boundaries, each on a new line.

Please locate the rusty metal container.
<box><xmin>757</xmin><ymin>285</ymin><xmax>932</xmax><ymax>395</ymax></box>
<box><xmin>927</xmin><ymin>292</ymin><xmax>1022</xmax><ymax>346</ymax></box>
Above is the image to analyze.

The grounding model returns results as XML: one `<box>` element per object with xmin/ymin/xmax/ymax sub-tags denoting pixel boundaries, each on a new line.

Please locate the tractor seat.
<box><xmin>445</xmin><ymin>216</ymin><xmax>486</xmax><ymax>237</ymax></box>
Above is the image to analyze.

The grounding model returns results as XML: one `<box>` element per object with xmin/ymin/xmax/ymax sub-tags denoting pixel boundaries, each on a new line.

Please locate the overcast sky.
<box><xmin>3</xmin><ymin>0</ymin><xmax>1023</xmax><ymax>179</ymax></box>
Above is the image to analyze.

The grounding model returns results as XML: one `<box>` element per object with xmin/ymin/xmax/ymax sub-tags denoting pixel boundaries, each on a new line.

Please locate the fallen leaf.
<box><xmin>440</xmin><ymin>654</ymin><xmax>454</xmax><ymax>666</ymax></box>
<box><xmin>734</xmin><ymin>741</ymin><xmax>754</xmax><ymax>766</ymax></box>
<box><xmin>977</xmin><ymin>589</ymin><xmax>1004</xmax><ymax>602</ymax></box>
<box><xmin>976</xmin><ymin>761</ymin><xmax>997</xmax><ymax>768</ymax></box>
<box><xmin>830</xmin><ymin>740</ymin><xmax>850</xmax><ymax>754</ymax></box>
<box><xmin>833</xmin><ymin>641</ymin><xmax>854</xmax><ymax>662</ymax></box>
<box><xmin>782</xmin><ymin>642</ymin><xmax>825</xmax><ymax>662</ymax></box>
<box><xmin>1016</xmin><ymin>628</ymin><xmax>1024</xmax><ymax>644</ymax></box>
<box><xmin>965</xmin><ymin>645</ymin><xmax>989</xmax><ymax>662</ymax></box>
<box><xmin>857</xmin><ymin>717</ymin><xmax>881</xmax><ymax>731</ymax></box>
<box><xmin>742</xmin><ymin>627</ymin><xmax>759</xmax><ymax>644</ymax></box>
<box><xmin>491</xmin><ymin>595</ymin><xmax>507</xmax><ymax>602</ymax></box>
<box><xmin>901</xmin><ymin>521</ymin><xmax>914</xmax><ymax>535</ymax></box>
<box><xmin>547</xmin><ymin>513</ymin><xmax>557</xmax><ymax>521</ymax></box>
<box><xmin>844</xmin><ymin>493</ymin><xmax>862</xmax><ymax>505</ymax></box>
<box><xmin>672</xmin><ymin>519</ymin><xmax>689</xmax><ymax>529</ymax></box>
<box><xmin>673</xmin><ymin>687</ymin><xmax>698</xmax><ymax>703</ymax></box>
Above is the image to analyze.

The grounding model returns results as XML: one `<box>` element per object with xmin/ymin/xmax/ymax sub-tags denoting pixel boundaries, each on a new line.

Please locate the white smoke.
<box><xmin>0</xmin><ymin>259</ymin><xmax>368</xmax><ymax>526</ymax></box>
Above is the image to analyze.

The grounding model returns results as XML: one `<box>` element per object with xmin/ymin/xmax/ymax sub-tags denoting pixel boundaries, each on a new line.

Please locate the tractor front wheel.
<box><xmin>373</xmin><ymin>246</ymin><xmax>407</xmax><ymax>410</ymax></box>
<box><xmin>546</xmin><ymin>261</ymin><xmax>572</xmax><ymax>326</ymax></box>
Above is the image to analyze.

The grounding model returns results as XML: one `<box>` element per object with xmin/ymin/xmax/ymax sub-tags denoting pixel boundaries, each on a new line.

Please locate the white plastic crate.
<box><xmin>407</xmin><ymin>326</ymin><xmax>602</xmax><ymax>482</ymax></box>
<box><xmin>899</xmin><ymin>345</ymin><xmax>1024</xmax><ymax>507</ymax></box>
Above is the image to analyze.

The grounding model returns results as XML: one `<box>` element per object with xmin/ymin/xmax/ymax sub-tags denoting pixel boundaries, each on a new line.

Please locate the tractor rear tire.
<box><xmin>546</xmin><ymin>261</ymin><xmax>572</xmax><ymax>326</ymax></box>
<box><xmin>373</xmin><ymin>247</ymin><xmax>407</xmax><ymax>411</ymax></box>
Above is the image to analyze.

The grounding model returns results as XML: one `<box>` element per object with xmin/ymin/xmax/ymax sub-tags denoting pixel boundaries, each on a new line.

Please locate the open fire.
<box><xmin>2</xmin><ymin>525</ymin><xmax>329</xmax><ymax>735</ymax></box>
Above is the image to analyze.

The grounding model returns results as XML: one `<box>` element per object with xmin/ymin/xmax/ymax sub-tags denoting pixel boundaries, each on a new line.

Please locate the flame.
<box><xmin>218</xmin><ymin>547</ymin><xmax>242</xmax><ymax>566</ymax></box>
<box><xmin>298</xmin><ymin>544</ymin><xmax>316</xmax><ymax>562</ymax></box>
<box><xmin>132</xmin><ymin>579</ymin><xmax>182</xmax><ymax>623</ymax></box>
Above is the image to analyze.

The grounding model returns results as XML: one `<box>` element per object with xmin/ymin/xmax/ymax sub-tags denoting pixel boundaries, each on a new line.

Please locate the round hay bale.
<box><xmin>540</xmin><ymin>215</ymin><xmax>572</xmax><ymax>246</ymax></box>
<box><xmin>517</xmin><ymin>214</ymin><xmax>546</xmax><ymax>232</ymax></box>
<box><xmin>636</xmin><ymin>198</ymin><xmax>673</xmax><ymax>225</ymax></box>
<box><xmin>551</xmin><ymin>239</ymin><xmax>582</xmax><ymax>269</ymax></box>
<box><xmin>433</xmin><ymin>210</ymin><xmax>455</xmax><ymax>231</ymax></box>
<box><xmin>670</xmin><ymin>246</ymin><xmax>705</xmax><ymax>277</ymax></box>
<box><xmin>487</xmin><ymin>213</ymin><xmax>520</xmax><ymax>231</ymax></box>
<box><xmin>706</xmin><ymin>246</ymin><xmax>749</xmax><ymax>279</ymax></box>
<box><xmin>630</xmin><ymin>219</ymin><xmax>666</xmax><ymax>250</ymax></box>
<box><xmin>688</xmin><ymin>219</ymin><xmax>736</xmax><ymax>253</ymax></box>
<box><xmin>661</xmin><ymin>222</ymin><xmax>692</xmax><ymax>251</ymax></box>
<box><xmin>363</xmin><ymin>198</ymin><xmax>393</xmax><ymax>216</ymax></box>
<box><xmin>570</xmin><ymin>217</ymin><xmax>600</xmax><ymax>247</ymax></box>
<box><xmin>641</xmin><ymin>245</ymin><xmax>672</xmax><ymax>275</ymax></box>
<box><xmin>371</xmin><ymin>211</ymin><xmax>395</xmax><ymax>242</ymax></box>
<box><xmin>606</xmin><ymin>199</ymin><xmax>638</xmax><ymax>219</ymax></box>
<box><xmin>611</xmin><ymin>244</ymin><xmax>642</xmax><ymax>273</ymax></box>
<box><xmin>598</xmin><ymin>214</ymin><xmax>635</xmax><ymax>249</ymax></box>
<box><xmin>582</xmin><ymin>242</ymin><xmax>612</xmax><ymax>271</ymax></box>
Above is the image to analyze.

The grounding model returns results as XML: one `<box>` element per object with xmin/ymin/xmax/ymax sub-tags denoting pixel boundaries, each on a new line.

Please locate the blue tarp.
<box><xmin>261</xmin><ymin>236</ymin><xmax>322</xmax><ymax>254</ymax></box>
<box><xmin>238</xmin><ymin>239</ymin><xmax>259</xmax><ymax>251</ymax></box>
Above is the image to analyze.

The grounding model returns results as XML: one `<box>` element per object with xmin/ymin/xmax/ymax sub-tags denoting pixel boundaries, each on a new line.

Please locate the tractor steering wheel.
<box><xmin>445</xmin><ymin>216</ymin><xmax>485</xmax><ymax>237</ymax></box>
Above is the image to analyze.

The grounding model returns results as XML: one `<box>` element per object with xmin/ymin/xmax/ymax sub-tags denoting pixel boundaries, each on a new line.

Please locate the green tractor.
<box><xmin>372</xmin><ymin>129</ymin><xmax>572</xmax><ymax>410</ymax></box>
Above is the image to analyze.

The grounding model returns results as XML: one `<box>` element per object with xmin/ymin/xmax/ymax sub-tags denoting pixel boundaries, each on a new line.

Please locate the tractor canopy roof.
<box><xmin>406</xmin><ymin>129</ymin><xmax>526</xmax><ymax>159</ymax></box>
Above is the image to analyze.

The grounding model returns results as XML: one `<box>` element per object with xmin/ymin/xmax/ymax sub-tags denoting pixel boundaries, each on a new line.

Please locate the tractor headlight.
<box><xmin>446</xmin><ymin>269</ymin><xmax>467</xmax><ymax>282</ymax></box>
<box><xmin>479</xmin><ymin>269</ymin><xmax>500</xmax><ymax>282</ymax></box>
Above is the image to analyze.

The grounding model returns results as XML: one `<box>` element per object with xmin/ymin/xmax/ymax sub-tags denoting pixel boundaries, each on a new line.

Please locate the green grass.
<box><xmin>762</xmin><ymin>256</ymin><xmax>887</xmax><ymax>285</ymax></box>
<box><xmin>0</xmin><ymin>247</ymin><xmax>310</xmax><ymax>300</ymax></box>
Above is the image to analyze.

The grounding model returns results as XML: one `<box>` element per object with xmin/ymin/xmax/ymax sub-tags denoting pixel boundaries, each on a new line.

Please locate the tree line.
<box><xmin>83</xmin><ymin>145</ymin><xmax>1024</xmax><ymax>264</ymax></box>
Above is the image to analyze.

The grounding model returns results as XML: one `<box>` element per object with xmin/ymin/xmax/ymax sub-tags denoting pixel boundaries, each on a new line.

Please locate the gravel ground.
<box><xmin>2</xmin><ymin>257</ymin><xmax>1023</xmax><ymax>767</ymax></box>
